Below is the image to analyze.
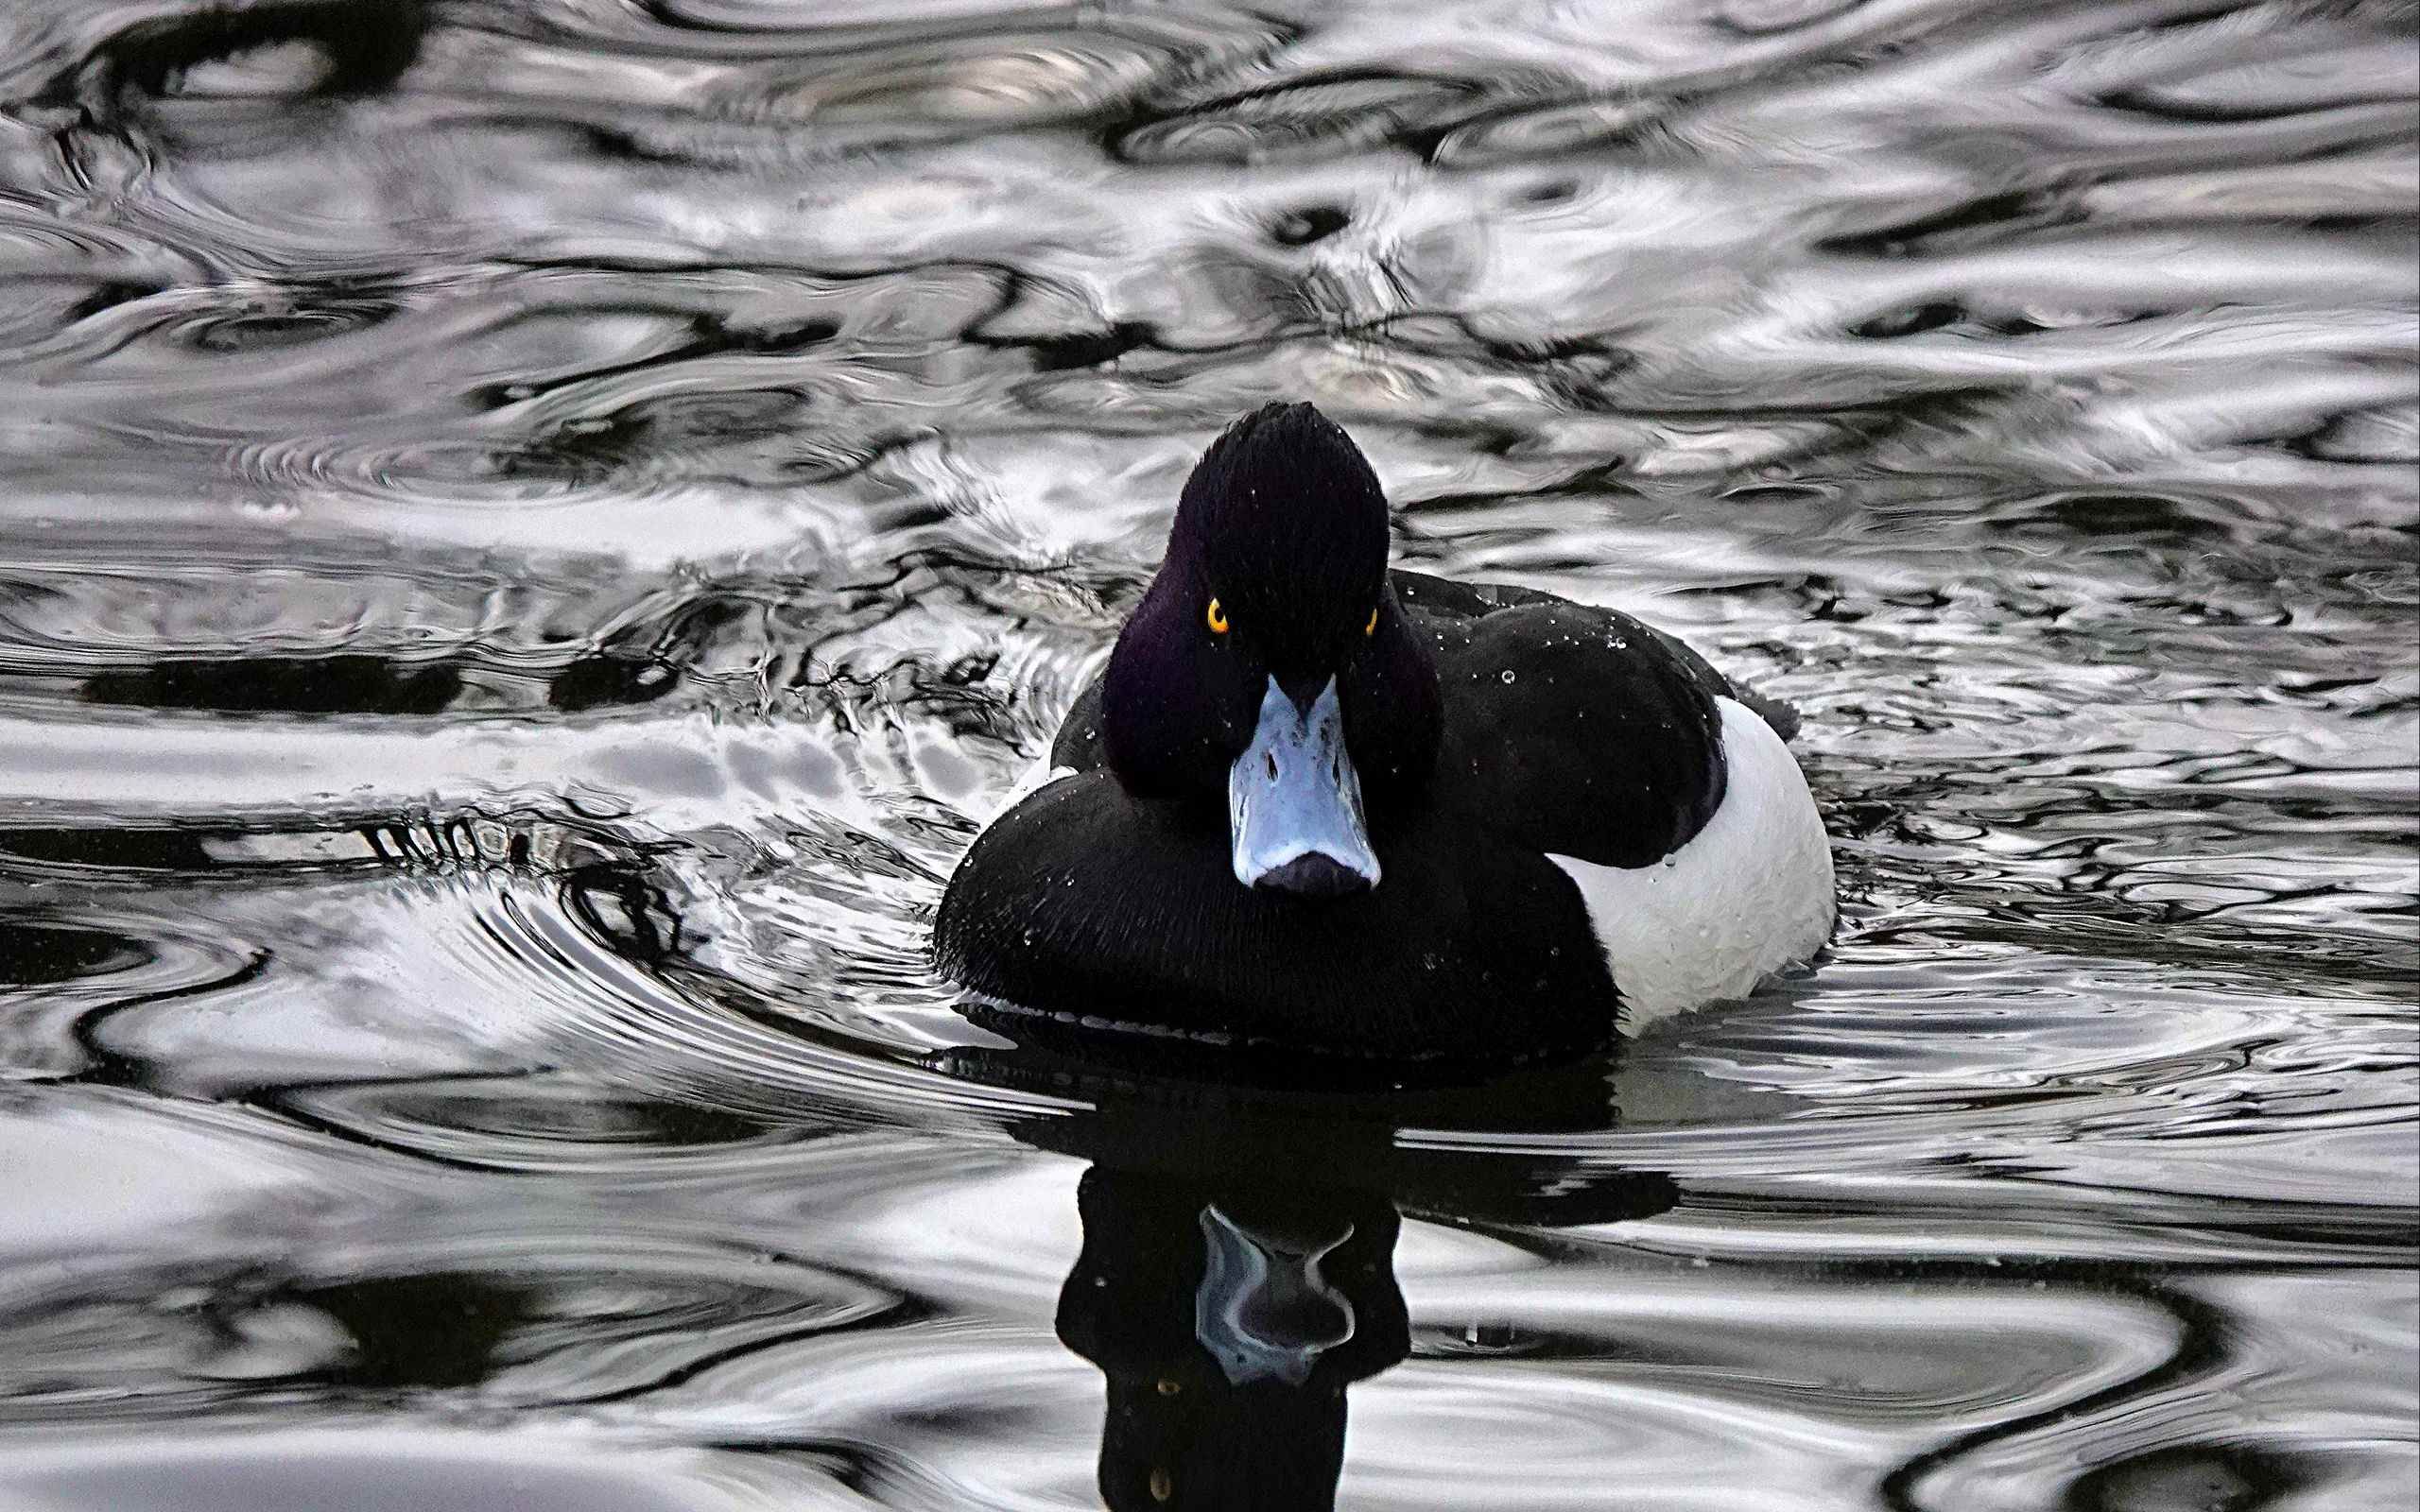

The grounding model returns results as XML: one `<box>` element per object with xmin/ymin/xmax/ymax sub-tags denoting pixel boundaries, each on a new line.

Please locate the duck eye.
<box><xmin>1206</xmin><ymin>597</ymin><xmax>1229</xmax><ymax>635</ymax></box>
<box><xmin>1365</xmin><ymin>605</ymin><xmax>1378</xmax><ymax>637</ymax></box>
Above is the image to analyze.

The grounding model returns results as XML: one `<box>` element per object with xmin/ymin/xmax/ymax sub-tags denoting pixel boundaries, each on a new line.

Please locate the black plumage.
<box><xmin>933</xmin><ymin>403</ymin><xmax>1761</xmax><ymax>1059</ymax></box>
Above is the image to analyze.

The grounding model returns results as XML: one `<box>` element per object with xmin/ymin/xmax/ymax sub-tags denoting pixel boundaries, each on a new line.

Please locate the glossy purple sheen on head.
<box><xmin>1175</xmin><ymin>403</ymin><xmax>1391</xmax><ymax>679</ymax></box>
<box><xmin>1098</xmin><ymin>404</ymin><xmax>1440</xmax><ymax>805</ymax></box>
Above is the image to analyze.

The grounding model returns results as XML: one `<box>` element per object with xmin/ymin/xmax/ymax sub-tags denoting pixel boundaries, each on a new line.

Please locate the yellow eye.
<box><xmin>1206</xmin><ymin>597</ymin><xmax>1228</xmax><ymax>634</ymax></box>
<box><xmin>1365</xmin><ymin>605</ymin><xmax>1379</xmax><ymax>637</ymax></box>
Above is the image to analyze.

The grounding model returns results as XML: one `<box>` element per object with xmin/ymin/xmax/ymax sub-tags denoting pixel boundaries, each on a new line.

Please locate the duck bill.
<box><xmin>1228</xmin><ymin>676</ymin><xmax>1381</xmax><ymax>897</ymax></box>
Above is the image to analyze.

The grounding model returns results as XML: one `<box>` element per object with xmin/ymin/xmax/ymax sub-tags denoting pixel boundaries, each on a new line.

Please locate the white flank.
<box><xmin>1548</xmin><ymin>696</ymin><xmax>1836</xmax><ymax>1027</ymax></box>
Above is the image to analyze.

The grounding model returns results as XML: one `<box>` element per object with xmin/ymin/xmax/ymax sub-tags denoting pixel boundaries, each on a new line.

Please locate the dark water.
<box><xmin>1</xmin><ymin>1</ymin><xmax>2415</xmax><ymax>1507</ymax></box>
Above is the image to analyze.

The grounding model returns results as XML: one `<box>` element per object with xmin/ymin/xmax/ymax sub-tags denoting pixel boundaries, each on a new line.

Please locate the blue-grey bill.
<box><xmin>1228</xmin><ymin>675</ymin><xmax>1381</xmax><ymax>893</ymax></box>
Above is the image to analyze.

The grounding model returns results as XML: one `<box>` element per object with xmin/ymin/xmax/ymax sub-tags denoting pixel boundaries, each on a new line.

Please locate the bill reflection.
<box><xmin>1056</xmin><ymin>1165</ymin><xmax>1406</xmax><ymax>1511</ymax></box>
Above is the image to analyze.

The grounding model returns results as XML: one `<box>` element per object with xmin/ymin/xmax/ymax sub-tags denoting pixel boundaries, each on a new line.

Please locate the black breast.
<box><xmin>931</xmin><ymin>772</ymin><xmax>1616</xmax><ymax>1061</ymax></box>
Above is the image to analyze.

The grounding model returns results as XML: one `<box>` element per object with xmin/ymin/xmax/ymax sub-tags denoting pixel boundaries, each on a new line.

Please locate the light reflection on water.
<box><xmin>0</xmin><ymin>0</ymin><xmax>2413</xmax><ymax>1506</ymax></box>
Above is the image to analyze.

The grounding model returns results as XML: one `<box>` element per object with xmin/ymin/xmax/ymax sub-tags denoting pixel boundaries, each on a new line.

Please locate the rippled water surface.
<box><xmin>2</xmin><ymin>1</ymin><xmax>2415</xmax><ymax>1507</ymax></box>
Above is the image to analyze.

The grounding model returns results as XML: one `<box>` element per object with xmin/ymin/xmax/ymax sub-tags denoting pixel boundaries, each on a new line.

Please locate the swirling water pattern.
<box><xmin>0</xmin><ymin>0</ymin><xmax>2412</xmax><ymax>1507</ymax></box>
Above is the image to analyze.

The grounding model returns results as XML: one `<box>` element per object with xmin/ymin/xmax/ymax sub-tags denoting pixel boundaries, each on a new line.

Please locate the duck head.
<box><xmin>1101</xmin><ymin>403</ymin><xmax>1441</xmax><ymax>898</ymax></box>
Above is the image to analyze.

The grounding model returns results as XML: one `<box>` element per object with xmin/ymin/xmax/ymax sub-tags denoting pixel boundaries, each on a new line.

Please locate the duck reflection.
<box><xmin>1058</xmin><ymin>1166</ymin><xmax>1405</xmax><ymax>1510</ymax></box>
<box><xmin>949</xmin><ymin>1033</ymin><xmax>1678</xmax><ymax>1511</ymax></box>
